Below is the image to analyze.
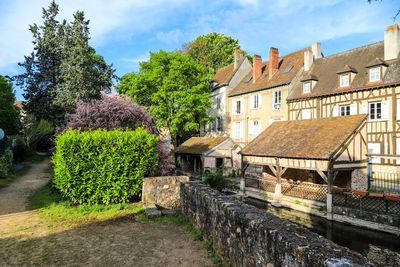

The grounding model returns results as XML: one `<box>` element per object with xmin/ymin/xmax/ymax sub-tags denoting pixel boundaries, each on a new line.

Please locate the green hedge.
<box><xmin>0</xmin><ymin>148</ymin><xmax>14</xmax><ymax>178</ymax></box>
<box><xmin>53</xmin><ymin>128</ymin><xmax>159</xmax><ymax>204</ymax></box>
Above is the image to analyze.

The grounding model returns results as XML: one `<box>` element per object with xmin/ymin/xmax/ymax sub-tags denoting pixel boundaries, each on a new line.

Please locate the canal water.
<box><xmin>245</xmin><ymin>197</ymin><xmax>400</xmax><ymax>266</ymax></box>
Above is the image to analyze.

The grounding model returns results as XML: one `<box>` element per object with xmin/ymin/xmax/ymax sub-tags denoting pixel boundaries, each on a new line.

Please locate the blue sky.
<box><xmin>0</xmin><ymin>0</ymin><xmax>398</xmax><ymax>100</ymax></box>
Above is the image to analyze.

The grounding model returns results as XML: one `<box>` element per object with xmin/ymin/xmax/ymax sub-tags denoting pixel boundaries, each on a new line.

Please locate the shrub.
<box><xmin>7</xmin><ymin>135</ymin><xmax>26</xmax><ymax>163</ymax></box>
<box><xmin>0</xmin><ymin>148</ymin><xmax>14</xmax><ymax>178</ymax></box>
<box><xmin>22</xmin><ymin>114</ymin><xmax>54</xmax><ymax>151</ymax></box>
<box><xmin>204</xmin><ymin>168</ymin><xmax>227</xmax><ymax>191</ymax></box>
<box><xmin>53</xmin><ymin>128</ymin><xmax>159</xmax><ymax>204</ymax></box>
<box><xmin>59</xmin><ymin>94</ymin><xmax>174</xmax><ymax>176</ymax></box>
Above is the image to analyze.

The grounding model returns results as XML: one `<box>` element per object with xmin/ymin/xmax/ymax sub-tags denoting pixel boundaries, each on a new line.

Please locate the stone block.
<box><xmin>351</xmin><ymin>169</ymin><xmax>368</xmax><ymax>191</ymax></box>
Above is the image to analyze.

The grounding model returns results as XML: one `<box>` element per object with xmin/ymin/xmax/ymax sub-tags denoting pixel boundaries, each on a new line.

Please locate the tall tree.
<box><xmin>54</xmin><ymin>11</ymin><xmax>116</xmax><ymax>113</ymax></box>
<box><xmin>0</xmin><ymin>76</ymin><xmax>20</xmax><ymax>135</ymax></box>
<box><xmin>15</xmin><ymin>1</ymin><xmax>64</xmax><ymax>125</ymax></box>
<box><xmin>15</xmin><ymin>1</ymin><xmax>116</xmax><ymax>126</ymax></box>
<box><xmin>180</xmin><ymin>33</ymin><xmax>251</xmax><ymax>80</ymax></box>
<box><xmin>117</xmin><ymin>50</ymin><xmax>212</xmax><ymax>147</ymax></box>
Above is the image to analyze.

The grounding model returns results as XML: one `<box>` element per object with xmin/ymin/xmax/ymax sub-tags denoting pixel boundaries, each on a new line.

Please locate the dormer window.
<box><xmin>301</xmin><ymin>73</ymin><xmax>318</xmax><ymax>94</ymax></box>
<box><xmin>303</xmin><ymin>82</ymin><xmax>311</xmax><ymax>94</ymax></box>
<box><xmin>369</xmin><ymin>66</ymin><xmax>381</xmax><ymax>82</ymax></box>
<box><xmin>339</xmin><ymin>73</ymin><xmax>349</xmax><ymax>87</ymax></box>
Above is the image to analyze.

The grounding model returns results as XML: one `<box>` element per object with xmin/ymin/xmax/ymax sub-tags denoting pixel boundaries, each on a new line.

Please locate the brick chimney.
<box><xmin>253</xmin><ymin>54</ymin><xmax>262</xmax><ymax>81</ymax></box>
<box><xmin>269</xmin><ymin>47</ymin><xmax>279</xmax><ymax>78</ymax></box>
<box><xmin>234</xmin><ymin>49</ymin><xmax>244</xmax><ymax>70</ymax></box>
<box><xmin>384</xmin><ymin>24</ymin><xmax>400</xmax><ymax>61</ymax></box>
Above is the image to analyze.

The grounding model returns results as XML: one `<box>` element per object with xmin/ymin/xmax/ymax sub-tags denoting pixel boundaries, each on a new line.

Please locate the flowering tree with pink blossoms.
<box><xmin>59</xmin><ymin>93</ymin><xmax>175</xmax><ymax>176</ymax></box>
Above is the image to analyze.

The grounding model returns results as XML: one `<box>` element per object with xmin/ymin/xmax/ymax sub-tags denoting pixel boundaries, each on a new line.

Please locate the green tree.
<box><xmin>15</xmin><ymin>1</ymin><xmax>116</xmax><ymax>125</ymax></box>
<box><xmin>180</xmin><ymin>33</ymin><xmax>251</xmax><ymax>80</ymax></box>
<box><xmin>54</xmin><ymin>11</ymin><xmax>116</xmax><ymax>113</ymax></box>
<box><xmin>117</xmin><ymin>50</ymin><xmax>212</xmax><ymax>147</ymax></box>
<box><xmin>0</xmin><ymin>76</ymin><xmax>20</xmax><ymax>135</ymax></box>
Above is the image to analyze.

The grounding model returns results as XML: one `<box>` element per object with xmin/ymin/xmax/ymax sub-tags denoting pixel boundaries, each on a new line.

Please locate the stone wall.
<box><xmin>142</xmin><ymin>176</ymin><xmax>189</xmax><ymax>209</ymax></box>
<box><xmin>181</xmin><ymin>182</ymin><xmax>375</xmax><ymax>267</ymax></box>
<box><xmin>351</xmin><ymin>169</ymin><xmax>368</xmax><ymax>191</ymax></box>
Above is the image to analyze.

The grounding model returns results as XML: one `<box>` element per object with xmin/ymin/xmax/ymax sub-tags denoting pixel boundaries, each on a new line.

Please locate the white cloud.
<box><xmin>156</xmin><ymin>29</ymin><xmax>184</xmax><ymax>45</ymax></box>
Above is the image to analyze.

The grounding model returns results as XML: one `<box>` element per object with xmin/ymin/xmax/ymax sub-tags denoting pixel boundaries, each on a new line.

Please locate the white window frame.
<box><xmin>340</xmin><ymin>105</ymin><xmax>350</xmax><ymax>116</ymax></box>
<box><xmin>369</xmin><ymin>66</ymin><xmax>381</xmax><ymax>82</ymax></box>
<box><xmin>233</xmin><ymin>122</ymin><xmax>242</xmax><ymax>139</ymax></box>
<box><xmin>368</xmin><ymin>101</ymin><xmax>388</xmax><ymax>121</ymax></box>
<box><xmin>397</xmin><ymin>138</ymin><xmax>400</xmax><ymax>165</ymax></box>
<box><xmin>272</xmin><ymin>90</ymin><xmax>281</xmax><ymax>111</ymax></box>
<box><xmin>249</xmin><ymin>120</ymin><xmax>261</xmax><ymax>135</ymax></box>
<box><xmin>250</xmin><ymin>94</ymin><xmax>261</xmax><ymax>110</ymax></box>
<box><xmin>301</xmin><ymin>109</ymin><xmax>312</xmax><ymax>120</ymax></box>
<box><xmin>232</xmin><ymin>98</ymin><xmax>243</xmax><ymax>115</ymax></box>
<box><xmin>339</xmin><ymin>73</ymin><xmax>350</xmax><ymax>87</ymax></box>
<box><xmin>303</xmin><ymin>82</ymin><xmax>311</xmax><ymax>94</ymax></box>
<box><xmin>216</xmin><ymin>117</ymin><xmax>223</xmax><ymax>131</ymax></box>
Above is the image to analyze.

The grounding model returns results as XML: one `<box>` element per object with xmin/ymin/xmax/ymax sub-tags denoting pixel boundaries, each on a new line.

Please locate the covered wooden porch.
<box><xmin>239</xmin><ymin>115</ymin><xmax>368</xmax><ymax>219</ymax></box>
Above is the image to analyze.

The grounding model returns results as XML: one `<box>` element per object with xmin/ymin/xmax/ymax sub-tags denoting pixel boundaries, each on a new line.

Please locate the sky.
<box><xmin>0</xmin><ymin>0</ymin><xmax>398</xmax><ymax>100</ymax></box>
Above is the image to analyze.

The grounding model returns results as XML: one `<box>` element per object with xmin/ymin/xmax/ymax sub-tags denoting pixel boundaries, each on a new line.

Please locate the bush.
<box><xmin>59</xmin><ymin>94</ymin><xmax>174</xmax><ymax>176</ymax></box>
<box><xmin>204</xmin><ymin>168</ymin><xmax>227</xmax><ymax>191</ymax></box>
<box><xmin>0</xmin><ymin>148</ymin><xmax>14</xmax><ymax>178</ymax></box>
<box><xmin>53</xmin><ymin>128</ymin><xmax>159</xmax><ymax>204</ymax></box>
<box><xmin>22</xmin><ymin>114</ymin><xmax>54</xmax><ymax>152</ymax></box>
<box><xmin>7</xmin><ymin>135</ymin><xmax>26</xmax><ymax>163</ymax></box>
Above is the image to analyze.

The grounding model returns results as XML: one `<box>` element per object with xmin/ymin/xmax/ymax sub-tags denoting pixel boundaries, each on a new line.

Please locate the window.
<box><xmin>284</xmin><ymin>65</ymin><xmax>293</xmax><ymax>73</ymax></box>
<box><xmin>273</xmin><ymin>90</ymin><xmax>281</xmax><ymax>110</ymax></box>
<box><xmin>216</xmin><ymin>117</ymin><xmax>223</xmax><ymax>131</ymax></box>
<box><xmin>302</xmin><ymin>109</ymin><xmax>311</xmax><ymax>120</ymax></box>
<box><xmin>340</xmin><ymin>105</ymin><xmax>350</xmax><ymax>116</ymax></box>
<box><xmin>340</xmin><ymin>73</ymin><xmax>349</xmax><ymax>87</ymax></box>
<box><xmin>250</xmin><ymin>94</ymin><xmax>260</xmax><ymax>109</ymax></box>
<box><xmin>232</xmin><ymin>99</ymin><xmax>243</xmax><ymax>115</ymax></box>
<box><xmin>303</xmin><ymin>82</ymin><xmax>311</xmax><ymax>94</ymax></box>
<box><xmin>216</xmin><ymin>96</ymin><xmax>221</xmax><ymax>110</ymax></box>
<box><xmin>369</xmin><ymin>102</ymin><xmax>382</xmax><ymax>121</ymax></box>
<box><xmin>368</xmin><ymin>143</ymin><xmax>381</xmax><ymax>164</ymax></box>
<box><xmin>233</xmin><ymin>122</ymin><xmax>242</xmax><ymax>139</ymax></box>
<box><xmin>250</xmin><ymin>120</ymin><xmax>261</xmax><ymax>135</ymax></box>
<box><xmin>397</xmin><ymin>138</ymin><xmax>400</xmax><ymax>165</ymax></box>
<box><xmin>369</xmin><ymin>66</ymin><xmax>381</xmax><ymax>82</ymax></box>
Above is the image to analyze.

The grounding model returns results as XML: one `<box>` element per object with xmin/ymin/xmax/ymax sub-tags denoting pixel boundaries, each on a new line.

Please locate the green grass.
<box><xmin>28</xmin><ymin>182</ymin><xmax>144</xmax><ymax>225</ymax></box>
<box><xmin>29</xmin><ymin>154</ymin><xmax>46</xmax><ymax>164</ymax></box>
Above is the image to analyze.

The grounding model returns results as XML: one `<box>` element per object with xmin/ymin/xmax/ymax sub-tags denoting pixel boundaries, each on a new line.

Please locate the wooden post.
<box><xmin>326</xmin><ymin>161</ymin><xmax>334</xmax><ymax>220</ymax></box>
<box><xmin>194</xmin><ymin>157</ymin><xmax>197</xmax><ymax>173</ymax></box>
<box><xmin>273</xmin><ymin>158</ymin><xmax>282</xmax><ymax>207</ymax></box>
<box><xmin>239</xmin><ymin>155</ymin><xmax>245</xmax><ymax>197</ymax></box>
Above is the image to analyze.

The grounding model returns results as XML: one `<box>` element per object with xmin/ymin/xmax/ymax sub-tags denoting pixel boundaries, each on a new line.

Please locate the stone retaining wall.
<box><xmin>180</xmin><ymin>182</ymin><xmax>375</xmax><ymax>267</ymax></box>
<box><xmin>142</xmin><ymin>176</ymin><xmax>189</xmax><ymax>209</ymax></box>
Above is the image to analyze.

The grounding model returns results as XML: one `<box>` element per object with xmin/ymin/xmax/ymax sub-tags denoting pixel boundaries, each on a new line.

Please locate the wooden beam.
<box><xmin>267</xmin><ymin>164</ymin><xmax>278</xmax><ymax>176</ymax></box>
<box><xmin>279</xmin><ymin>167</ymin><xmax>288</xmax><ymax>177</ymax></box>
<box><xmin>316</xmin><ymin>169</ymin><xmax>328</xmax><ymax>183</ymax></box>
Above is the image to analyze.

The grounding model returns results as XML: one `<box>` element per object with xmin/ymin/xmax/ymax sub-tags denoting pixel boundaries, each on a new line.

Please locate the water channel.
<box><xmin>244</xmin><ymin>197</ymin><xmax>400</xmax><ymax>266</ymax></box>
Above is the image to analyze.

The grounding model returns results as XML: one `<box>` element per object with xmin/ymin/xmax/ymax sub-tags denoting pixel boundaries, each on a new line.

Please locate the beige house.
<box><xmin>202</xmin><ymin>50</ymin><xmax>252</xmax><ymax>137</ymax></box>
<box><xmin>227</xmin><ymin>46</ymin><xmax>315</xmax><ymax>146</ymax></box>
<box><xmin>287</xmin><ymin>24</ymin><xmax>400</xmax><ymax>174</ymax></box>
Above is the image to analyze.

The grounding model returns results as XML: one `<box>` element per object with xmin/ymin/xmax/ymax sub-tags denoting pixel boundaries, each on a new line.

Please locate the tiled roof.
<box><xmin>211</xmin><ymin>64</ymin><xmax>235</xmax><ymax>86</ymax></box>
<box><xmin>240</xmin><ymin>115</ymin><xmax>367</xmax><ymax>160</ymax></box>
<box><xmin>175</xmin><ymin>136</ymin><xmax>229</xmax><ymax>155</ymax></box>
<box><xmin>228</xmin><ymin>47</ymin><xmax>309</xmax><ymax>97</ymax></box>
<box><xmin>14</xmin><ymin>101</ymin><xmax>24</xmax><ymax>110</ymax></box>
<box><xmin>287</xmin><ymin>41</ymin><xmax>400</xmax><ymax>101</ymax></box>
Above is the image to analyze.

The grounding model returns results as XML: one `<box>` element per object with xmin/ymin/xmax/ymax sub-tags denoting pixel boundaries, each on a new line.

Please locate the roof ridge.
<box><xmin>320</xmin><ymin>41</ymin><xmax>384</xmax><ymax>60</ymax></box>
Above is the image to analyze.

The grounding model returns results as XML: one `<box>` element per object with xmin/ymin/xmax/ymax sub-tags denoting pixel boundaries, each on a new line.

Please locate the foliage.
<box><xmin>0</xmin><ymin>76</ymin><xmax>20</xmax><ymax>135</ymax></box>
<box><xmin>204</xmin><ymin>168</ymin><xmax>228</xmax><ymax>191</ymax></box>
<box><xmin>6</xmin><ymin>135</ymin><xmax>26</xmax><ymax>163</ymax></box>
<box><xmin>15</xmin><ymin>1</ymin><xmax>116</xmax><ymax>126</ymax></box>
<box><xmin>180</xmin><ymin>33</ymin><xmax>251</xmax><ymax>80</ymax></box>
<box><xmin>0</xmin><ymin>148</ymin><xmax>14</xmax><ymax>179</ymax></box>
<box><xmin>53</xmin><ymin>128</ymin><xmax>159</xmax><ymax>204</ymax></box>
<box><xmin>22</xmin><ymin>114</ymin><xmax>54</xmax><ymax>151</ymax></box>
<box><xmin>117</xmin><ymin>50</ymin><xmax>212</xmax><ymax>147</ymax></box>
<box><xmin>60</xmin><ymin>93</ymin><xmax>174</xmax><ymax>176</ymax></box>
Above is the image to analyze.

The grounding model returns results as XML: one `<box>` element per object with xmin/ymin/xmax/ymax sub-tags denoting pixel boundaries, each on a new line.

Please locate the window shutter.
<box><xmin>350</xmin><ymin>104</ymin><xmax>357</xmax><ymax>115</ymax></box>
<box><xmin>249</xmin><ymin>121</ymin><xmax>253</xmax><ymax>135</ymax></box>
<box><xmin>396</xmin><ymin>138</ymin><xmax>400</xmax><ymax>164</ymax></box>
<box><xmin>361</xmin><ymin>102</ymin><xmax>368</xmax><ymax>114</ymax></box>
<box><xmin>332</xmin><ymin>105</ymin><xmax>339</xmax><ymax>117</ymax></box>
<box><xmin>257</xmin><ymin>120</ymin><xmax>261</xmax><ymax>134</ymax></box>
<box><xmin>382</xmin><ymin>100</ymin><xmax>389</xmax><ymax>120</ymax></box>
<box><xmin>240</xmin><ymin>122</ymin><xmax>243</xmax><ymax>138</ymax></box>
<box><xmin>239</xmin><ymin>98</ymin><xmax>243</xmax><ymax>114</ymax></box>
<box><xmin>302</xmin><ymin>109</ymin><xmax>311</xmax><ymax>120</ymax></box>
<box><xmin>258</xmin><ymin>94</ymin><xmax>262</xmax><ymax>108</ymax></box>
<box><xmin>397</xmin><ymin>99</ymin><xmax>400</xmax><ymax>121</ymax></box>
<box><xmin>232</xmin><ymin>100</ymin><xmax>236</xmax><ymax>115</ymax></box>
<box><xmin>249</xmin><ymin>95</ymin><xmax>254</xmax><ymax>109</ymax></box>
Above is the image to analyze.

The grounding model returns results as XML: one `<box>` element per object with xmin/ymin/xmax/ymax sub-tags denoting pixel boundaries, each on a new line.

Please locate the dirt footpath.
<box><xmin>0</xmin><ymin>157</ymin><xmax>50</xmax><ymax>215</ymax></box>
